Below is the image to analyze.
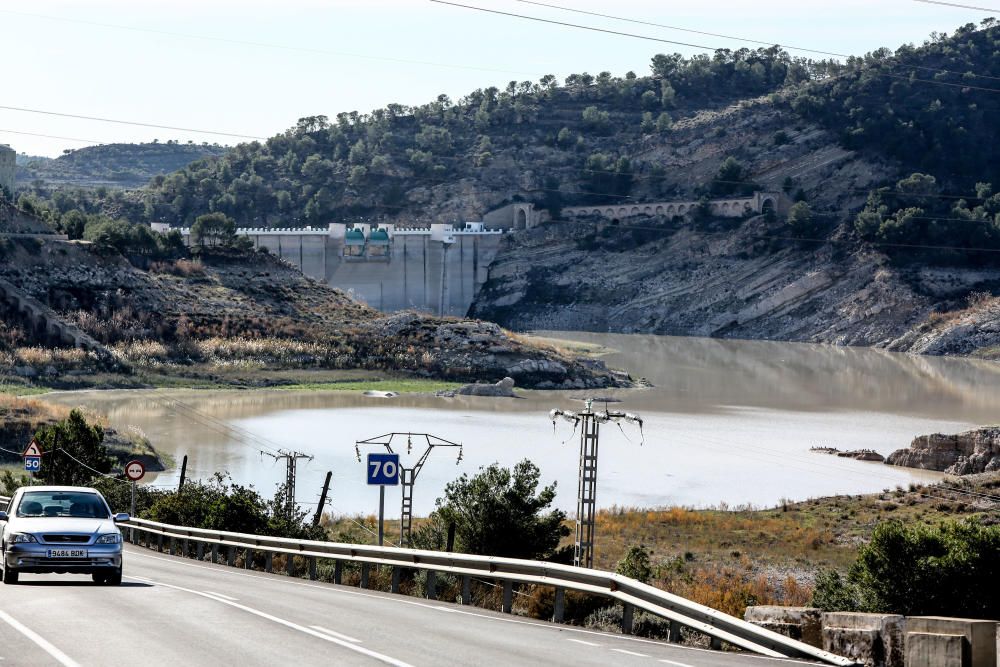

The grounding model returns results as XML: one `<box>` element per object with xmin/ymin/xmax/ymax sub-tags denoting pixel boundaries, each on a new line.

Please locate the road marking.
<box><xmin>310</xmin><ymin>626</ymin><xmax>362</xmax><ymax>643</ymax></box>
<box><xmin>566</xmin><ymin>638</ymin><xmax>602</xmax><ymax>647</ymax></box>
<box><xmin>0</xmin><ymin>610</ymin><xmax>80</xmax><ymax>667</ymax></box>
<box><xmin>128</xmin><ymin>576</ymin><xmax>412</xmax><ymax>667</ymax></box>
<box><xmin>204</xmin><ymin>590</ymin><xmax>238</xmax><ymax>601</ymax></box>
<box><xmin>125</xmin><ymin>549</ymin><xmax>821</xmax><ymax>665</ymax></box>
<box><xmin>659</xmin><ymin>660</ymin><xmax>695</xmax><ymax>667</ymax></box>
<box><xmin>612</xmin><ymin>648</ymin><xmax>650</xmax><ymax>657</ymax></box>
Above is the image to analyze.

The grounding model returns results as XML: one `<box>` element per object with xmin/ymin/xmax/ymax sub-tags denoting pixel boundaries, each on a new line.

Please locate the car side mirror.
<box><xmin>0</xmin><ymin>511</ymin><xmax>7</xmax><ymax>521</ymax></box>
<box><xmin>114</xmin><ymin>513</ymin><xmax>130</xmax><ymax>523</ymax></box>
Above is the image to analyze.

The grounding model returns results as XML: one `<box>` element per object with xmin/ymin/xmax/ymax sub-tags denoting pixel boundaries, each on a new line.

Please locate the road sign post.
<box><xmin>356</xmin><ymin>433</ymin><xmax>463</xmax><ymax>547</ymax></box>
<box><xmin>366</xmin><ymin>453</ymin><xmax>399</xmax><ymax>546</ymax></box>
<box><xmin>125</xmin><ymin>460</ymin><xmax>145</xmax><ymax>541</ymax></box>
<box><xmin>23</xmin><ymin>439</ymin><xmax>43</xmax><ymax>474</ymax></box>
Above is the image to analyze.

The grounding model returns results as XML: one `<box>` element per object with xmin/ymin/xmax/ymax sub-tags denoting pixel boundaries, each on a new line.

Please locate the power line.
<box><xmin>912</xmin><ymin>0</ymin><xmax>1000</xmax><ymax>11</ymax></box>
<box><xmin>430</xmin><ymin>1</ymin><xmax>1000</xmax><ymax>95</ymax></box>
<box><xmin>431</xmin><ymin>1</ymin><xmax>730</xmax><ymax>52</ymax></box>
<box><xmin>0</xmin><ymin>105</ymin><xmax>263</xmax><ymax>141</ymax></box>
<box><xmin>514</xmin><ymin>0</ymin><xmax>1000</xmax><ymax>83</ymax></box>
<box><xmin>0</xmin><ymin>8</ymin><xmax>540</xmax><ymax>78</ymax></box>
<box><xmin>0</xmin><ymin>128</ymin><xmax>100</xmax><ymax>145</ymax></box>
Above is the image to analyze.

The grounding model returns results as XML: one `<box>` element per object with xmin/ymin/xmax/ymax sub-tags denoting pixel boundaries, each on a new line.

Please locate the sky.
<box><xmin>2</xmin><ymin>0</ymin><xmax>995</xmax><ymax>157</ymax></box>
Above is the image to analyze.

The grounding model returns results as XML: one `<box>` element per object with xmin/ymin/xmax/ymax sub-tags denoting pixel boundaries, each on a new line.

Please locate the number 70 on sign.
<box><xmin>367</xmin><ymin>453</ymin><xmax>400</xmax><ymax>486</ymax></box>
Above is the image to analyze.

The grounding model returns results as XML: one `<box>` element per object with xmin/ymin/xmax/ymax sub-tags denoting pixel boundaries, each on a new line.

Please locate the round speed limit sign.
<box><xmin>124</xmin><ymin>459</ymin><xmax>146</xmax><ymax>482</ymax></box>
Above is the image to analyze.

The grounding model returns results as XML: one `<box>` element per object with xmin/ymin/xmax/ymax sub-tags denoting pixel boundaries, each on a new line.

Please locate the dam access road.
<box><xmin>0</xmin><ymin>545</ymin><xmax>822</xmax><ymax>667</ymax></box>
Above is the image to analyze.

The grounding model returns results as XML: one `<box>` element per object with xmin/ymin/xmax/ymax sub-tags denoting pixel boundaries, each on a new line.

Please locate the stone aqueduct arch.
<box><xmin>560</xmin><ymin>193</ymin><xmax>784</xmax><ymax>223</ymax></box>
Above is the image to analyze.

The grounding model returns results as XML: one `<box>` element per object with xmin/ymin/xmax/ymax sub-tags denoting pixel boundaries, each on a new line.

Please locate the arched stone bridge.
<box><xmin>562</xmin><ymin>191</ymin><xmax>788</xmax><ymax>221</ymax></box>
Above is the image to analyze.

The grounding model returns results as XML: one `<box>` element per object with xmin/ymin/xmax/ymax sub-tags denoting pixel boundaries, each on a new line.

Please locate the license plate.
<box><xmin>46</xmin><ymin>549</ymin><xmax>87</xmax><ymax>558</ymax></box>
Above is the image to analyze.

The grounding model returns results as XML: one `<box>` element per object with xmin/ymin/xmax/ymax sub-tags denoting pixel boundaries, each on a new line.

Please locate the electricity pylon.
<box><xmin>550</xmin><ymin>399</ymin><xmax>643</xmax><ymax>568</ymax></box>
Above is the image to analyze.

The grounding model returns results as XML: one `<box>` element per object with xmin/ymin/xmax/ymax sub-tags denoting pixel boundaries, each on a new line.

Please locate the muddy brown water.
<box><xmin>43</xmin><ymin>333</ymin><xmax>1000</xmax><ymax>517</ymax></box>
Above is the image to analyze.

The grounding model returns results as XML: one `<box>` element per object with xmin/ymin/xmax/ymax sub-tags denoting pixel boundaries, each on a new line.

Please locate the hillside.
<box><xmin>33</xmin><ymin>47</ymin><xmax>835</xmax><ymax>226</ymax></box>
<box><xmin>16</xmin><ymin>142</ymin><xmax>230</xmax><ymax>190</ymax></box>
<box><xmin>17</xmin><ymin>20</ymin><xmax>1000</xmax><ymax>359</ymax></box>
<box><xmin>0</xmin><ymin>231</ymin><xmax>625</xmax><ymax>392</ymax></box>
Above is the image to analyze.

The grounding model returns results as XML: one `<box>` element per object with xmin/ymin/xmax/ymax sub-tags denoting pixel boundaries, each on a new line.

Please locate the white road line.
<box><xmin>204</xmin><ymin>591</ymin><xmax>238</xmax><ymax>601</ymax></box>
<box><xmin>126</xmin><ymin>550</ymin><xmax>820</xmax><ymax>665</ymax></box>
<box><xmin>565</xmin><ymin>638</ymin><xmax>602</xmax><ymax>647</ymax></box>
<box><xmin>612</xmin><ymin>648</ymin><xmax>650</xmax><ymax>657</ymax></box>
<box><xmin>659</xmin><ymin>659</ymin><xmax>695</xmax><ymax>667</ymax></box>
<box><xmin>0</xmin><ymin>610</ymin><xmax>81</xmax><ymax>667</ymax></box>
<box><xmin>128</xmin><ymin>576</ymin><xmax>412</xmax><ymax>667</ymax></box>
<box><xmin>310</xmin><ymin>626</ymin><xmax>362</xmax><ymax>643</ymax></box>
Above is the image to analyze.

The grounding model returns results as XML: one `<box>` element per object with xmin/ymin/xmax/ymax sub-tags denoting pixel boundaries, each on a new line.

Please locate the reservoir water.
<box><xmin>45</xmin><ymin>333</ymin><xmax>1000</xmax><ymax>518</ymax></box>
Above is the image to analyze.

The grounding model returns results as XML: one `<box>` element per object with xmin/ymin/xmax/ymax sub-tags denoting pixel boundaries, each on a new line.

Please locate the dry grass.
<box><xmin>196</xmin><ymin>336</ymin><xmax>333</xmax><ymax>367</ymax></box>
<box><xmin>111</xmin><ymin>340</ymin><xmax>172</xmax><ymax>366</ymax></box>
<box><xmin>0</xmin><ymin>393</ymin><xmax>71</xmax><ymax>423</ymax></box>
<box><xmin>506</xmin><ymin>332</ymin><xmax>610</xmax><ymax>359</ymax></box>
<box><xmin>666</xmin><ymin>560</ymin><xmax>814</xmax><ymax>618</ymax></box>
<box><xmin>150</xmin><ymin>258</ymin><xmax>206</xmax><ymax>277</ymax></box>
<box><xmin>9</xmin><ymin>347</ymin><xmax>89</xmax><ymax>368</ymax></box>
<box><xmin>594</xmin><ymin>505</ymin><xmax>837</xmax><ymax>571</ymax></box>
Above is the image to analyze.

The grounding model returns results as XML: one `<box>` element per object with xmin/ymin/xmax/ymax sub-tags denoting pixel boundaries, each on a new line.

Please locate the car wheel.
<box><xmin>2</xmin><ymin>555</ymin><xmax>19</xmax><ymax>585</ymax></box>
<box><xmin>96</xmin><ymin>568</ymin><xmax>122</xmax><ymax>586</ymax></box>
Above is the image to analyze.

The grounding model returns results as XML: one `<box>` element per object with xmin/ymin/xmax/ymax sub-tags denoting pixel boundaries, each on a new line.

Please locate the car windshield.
<box><xmin>16</xmin><ymin>492</ymin><xmax>110</xmax><ymax>519</ymax></box>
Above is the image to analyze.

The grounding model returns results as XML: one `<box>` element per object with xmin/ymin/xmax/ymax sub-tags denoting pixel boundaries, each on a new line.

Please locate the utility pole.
<box><xmin>262</xmin><ymin>450</ymin><xmax>313</xmax><ymax>520</ymax></box>
<box><xmin>550</xmin><ymin>399</ymin><xmax>643</xmax><ymax>569</ymax></box>
<box><xmin>355</xmin><ymin>433</ymin><xmax>463</xmax><ymax>547</ymax></box>
<box><xmin>313</xmin><ymin>471</ymin><xmax>332</xmax><ymax>527</ymax></box>
<box><xmin>178</xmin><ymin>455</ymin><xmax>188</xmax><ymax>492</ymax></box>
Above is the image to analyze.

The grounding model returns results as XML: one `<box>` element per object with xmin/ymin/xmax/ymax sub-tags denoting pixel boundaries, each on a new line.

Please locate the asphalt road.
<box><xmin>0</xmin><ymin>545</ymin><xmax>822</xmax><ymax>667</ymax></box>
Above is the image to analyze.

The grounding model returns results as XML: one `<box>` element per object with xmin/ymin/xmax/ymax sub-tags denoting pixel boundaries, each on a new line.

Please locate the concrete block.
<box><xmin>822</xmin><ymin>612</ymin><xmax>905</xmax><ymax>667</ymax></box>
<box><xmin>906</xmin><ymin>632</ymin><xmax>965</xmax><ymax>667</ymax></box>
<box><xmin>907</xmin><ymin>617</ymin><xmax>997</xmax><ymax>667</ymax></box>
<box><xmin>744</xmin><ymin>606</ymin><xmax>823</xmax><ymax>648</ymax></box>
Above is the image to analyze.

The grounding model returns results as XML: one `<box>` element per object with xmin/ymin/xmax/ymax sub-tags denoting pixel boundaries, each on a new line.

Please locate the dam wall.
<box><xmin>324</xmin><ymin>232</ymin><xmax>501</xmax><ymax>316</ymax></box>
<box><xmin>155</xmin><ymin>222</ymin><xmax>504</xmax><ymax>317</ymax></box>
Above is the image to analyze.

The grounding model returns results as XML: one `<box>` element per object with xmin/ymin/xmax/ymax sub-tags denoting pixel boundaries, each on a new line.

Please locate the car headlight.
<box><xmin>9</xmin><ymin>533</ymin><xmax>37</xmax><ymax>543</ymax></box>
<box><xmin>95</xmin><ymin>533</ymin><xmax>121</xmax><ymax>544</ymax></box>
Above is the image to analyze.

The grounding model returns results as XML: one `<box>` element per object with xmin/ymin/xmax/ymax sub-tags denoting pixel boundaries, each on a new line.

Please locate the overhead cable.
<box><xmin>430</xmin><ymin>0</ymin><xmax>1000</xmax><ymax>94</ymax></box>
<box><xmin>0</xmin><ymin>105</ymin><xmax>266</xmax><ymax>141</ymax></box>
<box><xmin>514</xmin><ymin>0</ymin><xmax>1000</xmax><ymax>82</ymax></box>
<box><xmin>0</xmin><ymin>8</ymin><xmax>538</xmax><ymax>77</ymax></box>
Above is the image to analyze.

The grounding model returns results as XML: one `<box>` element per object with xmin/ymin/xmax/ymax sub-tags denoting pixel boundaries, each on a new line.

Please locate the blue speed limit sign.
<box><xmin>24</xmin><ymin>456</ymin><xmax>40</xmax><ymax>472</ymax></box>
<box><xmin>367</xmin><ymin>453</ymin><xmax>400</xmax><ymax>486</ymax></box>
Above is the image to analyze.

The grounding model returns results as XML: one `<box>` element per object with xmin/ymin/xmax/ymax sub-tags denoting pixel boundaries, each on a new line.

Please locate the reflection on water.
<box><xmin>43</xmin><ymin>333</ymin><xmax>1000</xmax><ymax>516</ymax></box>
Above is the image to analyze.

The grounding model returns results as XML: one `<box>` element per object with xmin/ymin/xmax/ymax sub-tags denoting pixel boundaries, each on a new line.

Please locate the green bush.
<box><xmin>813</xmin><ymin>519</ymin><xmax>1000</xmax><ymax>618</ymax></box>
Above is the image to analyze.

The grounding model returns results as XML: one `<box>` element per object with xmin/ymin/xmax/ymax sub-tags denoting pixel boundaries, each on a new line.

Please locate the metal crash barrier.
<box><xmin>0</xmin><ymin>495</ymin><xmax>856</xmax><ymax>665</ymax></box>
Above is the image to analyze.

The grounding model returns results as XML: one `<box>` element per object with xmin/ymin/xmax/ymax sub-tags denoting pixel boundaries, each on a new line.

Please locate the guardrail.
<box><xmin>116</xmin><ymin>516</ymin><xmax>855</xmax><ymax>665</ymax></box>
<box><xmin>0</xmin><ymin>495</ymin><xmax>854</xmax><ymax>665</ymax></box>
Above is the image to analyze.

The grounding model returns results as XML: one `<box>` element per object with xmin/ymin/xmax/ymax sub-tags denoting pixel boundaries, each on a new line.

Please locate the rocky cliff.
<box><xmin>462</xmin><ymin>87</ymin><xmax>1000</xmax><ymax>356</ymax></box>
<box><xmin>886</xmin><ymin>427</ymin><xmax>1000</xmax><ymax>475</ymax></box>
<box><xmin>0</xmin><ymin>236</ymin><xmax>625</xmax><ymax>389</ymax></box>
<box><xmin>469</xmin><ymin>216</ymin><xmax>988</xmax><ymax>350</ymax></box>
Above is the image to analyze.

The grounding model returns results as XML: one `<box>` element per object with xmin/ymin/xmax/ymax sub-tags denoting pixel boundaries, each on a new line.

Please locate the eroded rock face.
<box><xmin>886</xmin><ymin>427</ymin><xmax>1000</xmax><ymax>475</ymax></box>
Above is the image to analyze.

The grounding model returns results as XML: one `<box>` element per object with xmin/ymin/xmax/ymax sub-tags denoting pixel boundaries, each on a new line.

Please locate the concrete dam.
<box><xmin>153</xmin><ymin>194</ymin><xmax>785</xmax><ymax>317</ymax></box>
<box><xmin>152</xmin><ymin>203</ymin><xmax>536</xmax><ymax>316</ymax></box>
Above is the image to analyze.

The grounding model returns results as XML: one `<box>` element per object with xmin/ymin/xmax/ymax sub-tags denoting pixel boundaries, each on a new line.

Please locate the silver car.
<box><xmin>0</xmin><ymin>486</ymin><xmax>129</xmax><ymax>585</ymax></box>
